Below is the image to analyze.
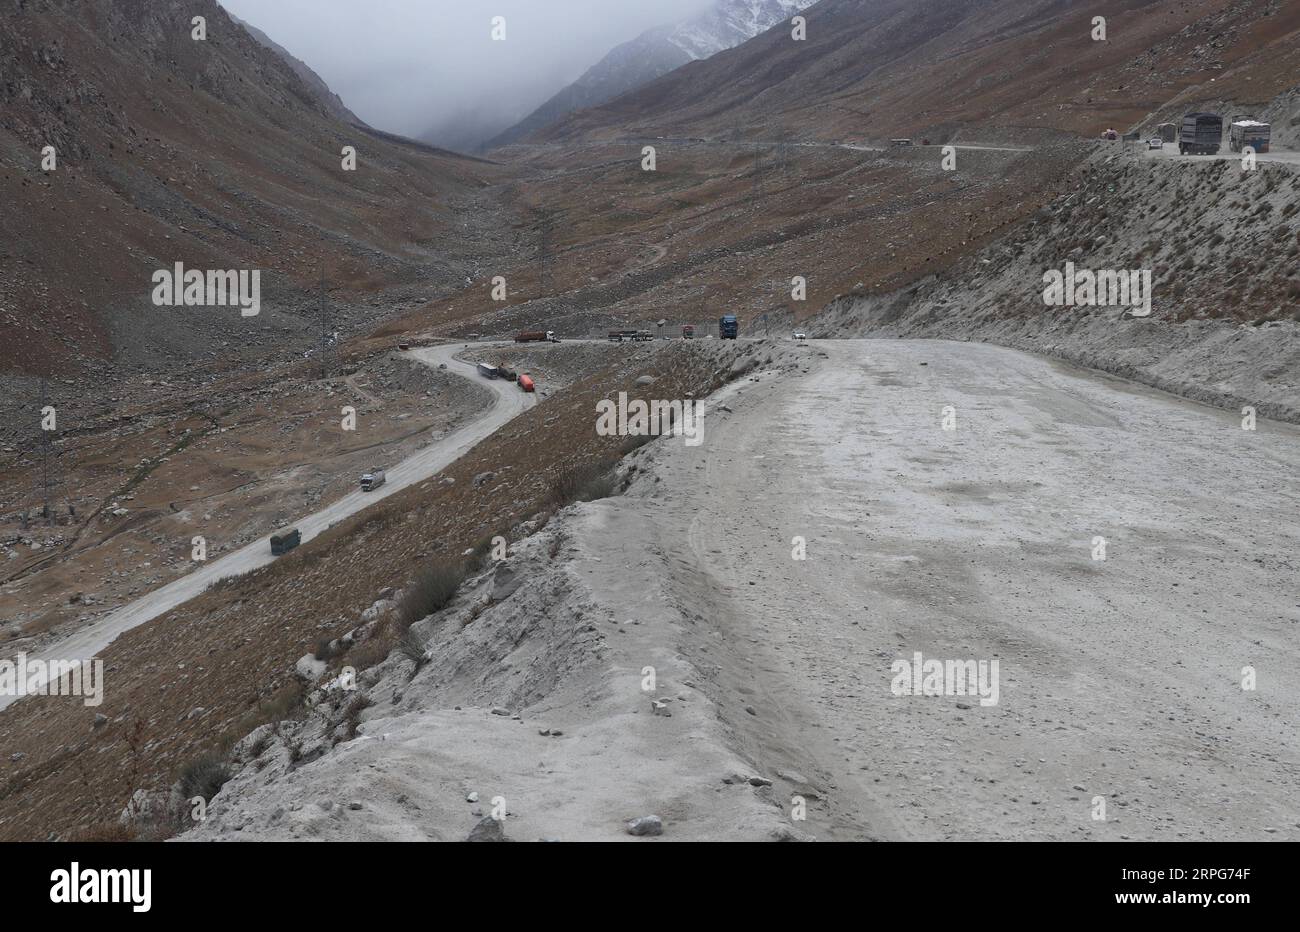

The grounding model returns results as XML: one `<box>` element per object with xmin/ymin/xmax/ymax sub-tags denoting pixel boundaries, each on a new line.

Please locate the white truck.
<box><xmin>360</xmin><ymin>469</ymin><xmax>386</xmax><ymax>492</ymax></box>
<box><xmin>1229</xmin><ymin>120</ymin><xmax>1271</xmax><ymax>154</ymax></box>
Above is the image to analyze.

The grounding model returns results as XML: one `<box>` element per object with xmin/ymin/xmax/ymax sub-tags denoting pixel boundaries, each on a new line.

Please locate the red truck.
<box><xmin>518</xmin><ymin>374</ymin><xmax>535</xmax><ymax>392</ymax></box>
<box><xmin>516</xmin><ymin>330</ymin><xmax>558</xmax><ymax>343</ymax></box>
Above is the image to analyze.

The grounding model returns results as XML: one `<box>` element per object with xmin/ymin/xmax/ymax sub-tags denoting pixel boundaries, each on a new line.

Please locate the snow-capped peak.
<box><xmin>668</xmin><ymin>0</ymin><xmax>817</xmax><ymax>61</ymax></box>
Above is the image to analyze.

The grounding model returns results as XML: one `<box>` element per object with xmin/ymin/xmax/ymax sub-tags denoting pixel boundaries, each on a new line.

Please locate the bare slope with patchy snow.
<box><xmin>487</xmin><ymin>0</ymin><xmax>815</xmax><ymax>150</ymax></box>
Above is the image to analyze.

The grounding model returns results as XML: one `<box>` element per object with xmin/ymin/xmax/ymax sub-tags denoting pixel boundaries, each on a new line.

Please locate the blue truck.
<box><xmin>719</xmin><ymin>314</ymin><xmax>738</xmax><ymax>339</ymax></box>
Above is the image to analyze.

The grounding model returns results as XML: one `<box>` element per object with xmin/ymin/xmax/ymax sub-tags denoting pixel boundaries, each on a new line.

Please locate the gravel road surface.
<box><xmin>0</xmin><ymin>343</ymin><xmax>533</xmax><ymax>712</ymax></box>
<box><xmin>635</xmin><ymin>338</ymin><xmax>1299</xmax><ymax>839</ymax></box>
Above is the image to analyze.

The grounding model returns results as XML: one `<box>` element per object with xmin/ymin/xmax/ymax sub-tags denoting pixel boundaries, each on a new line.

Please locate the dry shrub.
<box><xmin>342</xmin><ymin>694</ymin><xmax>373</xmax><ymax>740</ymax></box>
<box><xmin>549</xmin><ymin>461</ymin><xmax>618</xmax><ymax>505</ymax></box>
<box><xmin>69</xmin><ymin>822</ymin><xmax>138</xmax><ymax>842</ymax></box>
<box><xmin>178</xmin><ymin>752</ymin><xmax>231</xmax><ymax>803</ymax></box>
<box><xmin>396</xmin><ymin>628</ymin><xmax>430</xmax><ymax>675</ymax></box>
<box><xmin>396</xmin><ymin>564</ymin><xmax>467</xmax><ymax>632</ymax></box>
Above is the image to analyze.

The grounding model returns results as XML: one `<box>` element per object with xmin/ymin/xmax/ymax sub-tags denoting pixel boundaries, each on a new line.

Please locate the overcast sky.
<box><xmin>218</xmin><ymin>0</ymin><xmax>713</xmax><ymax>139</ymax></box>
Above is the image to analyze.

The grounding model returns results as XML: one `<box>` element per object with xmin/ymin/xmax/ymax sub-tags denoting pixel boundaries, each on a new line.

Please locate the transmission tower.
<box><xmin>776</xmin><ymin>133</ymin><xmax>792</xmax><ymax>176</ymax></box>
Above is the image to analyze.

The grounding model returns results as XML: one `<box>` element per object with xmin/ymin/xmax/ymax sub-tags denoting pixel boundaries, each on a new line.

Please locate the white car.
<box><xmin>793</xmin><ymin>332</ymin><xmax>807</xmax><ymax>341</ymax></box>
<box><xmin>1148</xmin><ymin>138</ymin><xmax>1164</xmax><ymax>150</ymax></box>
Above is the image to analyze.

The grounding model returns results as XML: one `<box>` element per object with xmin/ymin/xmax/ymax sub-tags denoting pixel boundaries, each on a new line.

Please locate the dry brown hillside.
<box><xmin>0</xmin><ymin>0</ymin><xmax>503</xmax><ymax>378</ymax></box>
<box><xmin>0</xmin><ymin>340</ymin><xmax>764</xmax><ymax>840</ymax></box>
<box><xmin>538</xmin><ymin>0</ymin><xmax>1300</xmax><ymax>145</ymax></box>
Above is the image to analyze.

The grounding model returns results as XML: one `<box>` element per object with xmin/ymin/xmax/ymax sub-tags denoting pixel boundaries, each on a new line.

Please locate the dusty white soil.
<box><xmin>184</xmin><ymin>339</ymin><xmax>1299</xmax><ymax>841</ymax></box>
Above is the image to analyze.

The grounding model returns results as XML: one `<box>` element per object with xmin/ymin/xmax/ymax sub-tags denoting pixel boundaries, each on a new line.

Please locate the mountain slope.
<box><xmin>228</xmin><ymin>13</ymin><xmax>368</xmax><ymax>127</ymax></box>
<box><xmin>486</xmin><ymin>0</ymin><xmax>816</xmax><ymax>150</ymax></box>
<box><xmin>0</xmin><ymin>0</ymin><xmax>497</xmax><ymax>380</ymax></box>
<box><xmin>541</xmin><ymin>0</ymin><xmax>1300</xmax><ymax>144</ymax></box>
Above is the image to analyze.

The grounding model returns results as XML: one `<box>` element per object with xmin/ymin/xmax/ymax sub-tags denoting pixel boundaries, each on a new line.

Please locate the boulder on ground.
<box><xmin>626</xmin><ymin>815</ymin><xmax>663</xmax><ymax>836</ymax></box>
<box><xmin>295</xmin><ymin>654</ymin><xmax>327</xmax><ymax>682</ymax></box>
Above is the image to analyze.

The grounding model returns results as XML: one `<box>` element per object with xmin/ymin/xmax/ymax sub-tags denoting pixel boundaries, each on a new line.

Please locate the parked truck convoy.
<box><xmin>478</xmin><ymin>360</ymin><xmax>534</xmax><ymax>392</ymax></box>
<box><xmin>719</xmin><ymin>314</ymin><xmax>739</xmax><ymax>339</ymax></box>
<box><xmin>1179</xmin><ymin>113</ymin><xmax>1223</xmax><ymax>155</ymax></box>
<box><xmin>1229</xmin><ymin>120</ymin><xmax>1271</xmax><ymax>153</ymax></box>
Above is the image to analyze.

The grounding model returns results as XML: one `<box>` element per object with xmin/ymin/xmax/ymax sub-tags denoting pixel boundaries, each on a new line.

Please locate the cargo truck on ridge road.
<box><xmin>270</xmin><ymin>529</ymin><xmax>301</xmax><ymax>556</ymax></box>
<box><xmin>1229</xmin><ymin>120</ymin><xmax>1271</xmax><ymax>154</ymax></box>
<box><xmin>1179</xmin><ymin>113</ymin><xmax>1223</xmax><ymax>155</ymax></box>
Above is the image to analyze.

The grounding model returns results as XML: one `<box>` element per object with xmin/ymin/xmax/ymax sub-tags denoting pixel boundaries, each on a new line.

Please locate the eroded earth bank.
<box><xmin>183</xmin><ymin>340</ymin><xmax>1299</xmax><ymax>841</ymax></box>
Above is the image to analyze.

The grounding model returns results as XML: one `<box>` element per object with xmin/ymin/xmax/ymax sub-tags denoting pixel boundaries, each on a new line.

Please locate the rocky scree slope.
<box><xmin>0</xmin><ymin>339</ymin><xmax>768</xmax><ymax>840</ymax></box>
<box><xmin>543</xmin><ymin>0</ymin><xmax>1300</xmax><ymax>145</ymax></box>
<box><xmin>814</xmin><ymin>146</ymin><xmax>1300</xmax><ymax>421</ymax></box>
<box><xmin>0</xmin><ymin>0</ymin><xmax>496</xmax><ymax>379</ymax></box>
<box><xmin>171</xmin><ymin>344</ymin><xmax>814</xmax><ymax>842</ymax></box>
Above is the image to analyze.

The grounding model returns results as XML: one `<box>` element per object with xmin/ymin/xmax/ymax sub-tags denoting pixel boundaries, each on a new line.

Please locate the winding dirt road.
<box><xmin>0</xmin><ymin>343</ymin><xmax>533</xmax><ymax>711</ymax></box>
